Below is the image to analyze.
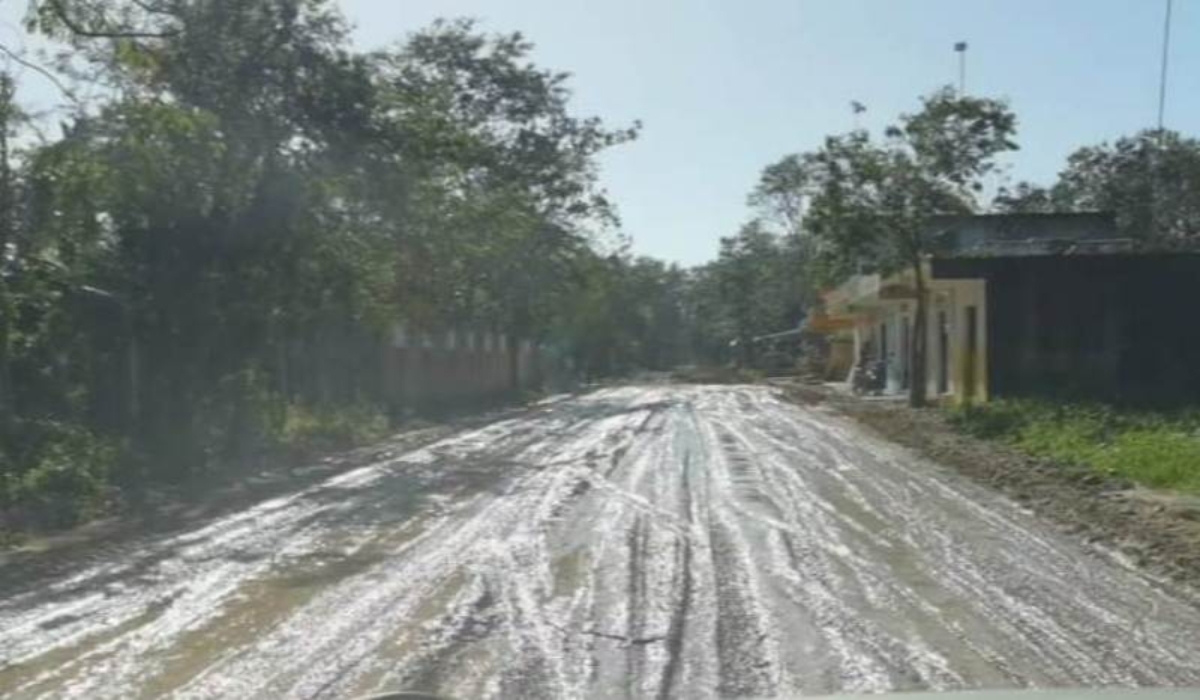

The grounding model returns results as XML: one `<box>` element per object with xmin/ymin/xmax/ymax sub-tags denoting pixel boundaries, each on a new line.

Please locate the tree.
<box><xmin>672</xmin><ymin>221</ymin><xmax>803</xmax><ymax>367</ymax></box>
<box><xmin>556</xmin><ymin>254</ymin><xmax>695</xmax><ymax>377</ymax></box>
<box><xmin>992</xmin><ymin>181</ymin><xmax>1058</xmax><ymax>213</ymax></box>
<box><xmin>804</xmin><ymin>87</ymin><xmax>1017</xmax><ymax>406</ymax></box>
<box><xmin>2</xmin><ymin>1</ymin><xmax>644</xmax><ymax>519</ymax></box>
<box><xmin>748</xmin><ymin>154</ymin><xmax>811</xmax><ymax>237</ymax></box>
<box><xmin>992</xmin><ymin>130</ymin><xmax>1200</xmax><ymax>246</ymax></box>
<box><xmin>0</xmin><ymin>73</ymin><xmax>18</xmax><ymax>432</ymax></box>
<box><xmin>746</xmin><ymin>153</ymin><xmax>827</xmax><ymax>315</ymax></box>
<box><xmin>373</xmin><ymin>19</ymin><xmax>638</xmax><ymax>341</ymax></box>
<box><xmin>1052</xmin><ymin>130</ymin><xmax>1200</xmax><ymax>245</ymax></box>
<box><xmin>28</xmin><ymin>0</ymin><xmax>180</xmax><ymax>39</ymax></box>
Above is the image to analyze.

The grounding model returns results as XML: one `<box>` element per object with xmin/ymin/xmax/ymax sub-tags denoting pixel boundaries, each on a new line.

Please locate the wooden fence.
<box><xmin>382</xmin><ymin>326</ymin><xmax>548</xmax><ymax>413</ymax></box>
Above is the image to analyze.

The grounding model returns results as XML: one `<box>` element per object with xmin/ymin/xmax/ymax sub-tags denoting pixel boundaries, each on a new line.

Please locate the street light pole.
<box><xmin>1157</xmin><ymin>0</ymin><xmax>1173</xmax><ymax>138</ymax></box>
<box><xmin>954</xmin><ymin>41</ymin><xmax>968</xmax><ymax>97</ymax></box>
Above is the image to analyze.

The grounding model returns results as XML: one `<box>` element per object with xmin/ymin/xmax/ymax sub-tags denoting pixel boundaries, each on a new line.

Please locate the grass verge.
<box><xmin>948</xmin><ymin>398</ymin><xmax>1200</xmax><ymax>494</ymax></box>
<box><xmin>1</xmin><ymin>401</ymin><xmax>393</xmax><ymax>542</ymax></box>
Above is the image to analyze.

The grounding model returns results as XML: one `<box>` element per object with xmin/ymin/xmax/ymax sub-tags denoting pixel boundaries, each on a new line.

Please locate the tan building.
<box><xmin>813</xmin><ymin>212</ymin><xmax>1190</xmax><ymax>405</ymax></box>
<box><xmin>822</xmin><ymin>266</ymin><xmax>987</xmax><ymax>404</ymax></box>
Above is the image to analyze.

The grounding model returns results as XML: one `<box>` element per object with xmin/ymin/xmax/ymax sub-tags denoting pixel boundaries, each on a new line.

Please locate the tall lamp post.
<box><xmin>954</xmin><ymin>41</ymin><xmax>968</xmax><ymax>97</ymax></box>
<box><xmin>1158</xmin><ymin>0</ymin><xmax>1173</xmax><ymax>139</ymax></box>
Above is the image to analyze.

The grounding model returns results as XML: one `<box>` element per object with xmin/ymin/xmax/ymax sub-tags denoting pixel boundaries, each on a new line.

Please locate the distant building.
<box><xmin>818</xmin><ymin>212</ymin><xmax>1200</xmax><ymax>403</ymax></box>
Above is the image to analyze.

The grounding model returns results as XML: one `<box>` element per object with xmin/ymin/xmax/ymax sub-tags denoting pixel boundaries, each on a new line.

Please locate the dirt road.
<box><xmin>4</xmin><ymin>385</ymin><xmax>1200</xmax><ymax>699</ymax></box>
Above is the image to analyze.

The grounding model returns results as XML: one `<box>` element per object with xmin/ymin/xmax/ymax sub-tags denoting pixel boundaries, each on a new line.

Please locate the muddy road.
<box><xmin>4</xmin><ymin>385</ymin><xmax>1200</xmax><ymax>699</ymax></box>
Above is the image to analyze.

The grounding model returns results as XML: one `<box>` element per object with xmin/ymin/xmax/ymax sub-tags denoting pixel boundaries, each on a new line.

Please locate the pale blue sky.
<box><xmin>3</xmin><ymin>1</ymin><xmax>1197</xmax><ymax>264</ymax></box>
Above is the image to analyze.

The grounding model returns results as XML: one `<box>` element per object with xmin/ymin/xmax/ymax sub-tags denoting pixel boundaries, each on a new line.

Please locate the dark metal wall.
<box><xmin>933</xmin><ymin>254</ymin><xmax>1200</xmax><ymax>403</ymax></box>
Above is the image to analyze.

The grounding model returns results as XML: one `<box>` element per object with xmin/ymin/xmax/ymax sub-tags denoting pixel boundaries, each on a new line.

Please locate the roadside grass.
<box><xmin>278</xmin><ymin>401</ymin><xmax>391</xmax><ymax>458</ymax></box>
<box><xmin>2</xmin><ymin>401</ymin><xmax>392</xmax><ymax>540</ymax></box>
<box><xmin>948</xmin><ymin>399</ymin><xmax>1200</xmax><ymax>494</ymax></box>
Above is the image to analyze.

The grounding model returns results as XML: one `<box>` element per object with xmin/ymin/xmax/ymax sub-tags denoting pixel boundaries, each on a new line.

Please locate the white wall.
<box><xmin>923</xmin><ymin>279</ymin><xmax>988</xmax><ymax>403</ymax></box>
<box><xmin>839</xmin><ymin>274</ymin><xmax>989</xmax><ymax>403</ymax></box>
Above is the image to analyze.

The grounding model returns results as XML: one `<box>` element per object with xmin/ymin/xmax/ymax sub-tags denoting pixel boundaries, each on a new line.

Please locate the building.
<box><xmin>819</xmin><ymin>212</ymin><xmax>1200</xmax><ymax>404</ymax></box>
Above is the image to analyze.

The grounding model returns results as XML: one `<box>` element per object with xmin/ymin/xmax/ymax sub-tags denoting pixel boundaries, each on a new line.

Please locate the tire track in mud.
<box><xmin>4</xmin><ymin>385</ymin><xmax>1200</xmax><ymax>699</ymax></box>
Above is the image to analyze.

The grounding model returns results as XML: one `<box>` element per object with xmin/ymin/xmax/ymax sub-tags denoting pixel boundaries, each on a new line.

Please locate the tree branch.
<box><xmin>0</xmin><ymin>42</ymin><xmax>79</xmax><ymax>104</ymax></box>
<box><xmin>47</xmin><ymin>0</ymin><xmax>178</xmax><ymax>39</ymax></box>
<box><xmin>129</xmin><ymin>0</ymin><xmax>176</xmax><ymax>15</ymax></box>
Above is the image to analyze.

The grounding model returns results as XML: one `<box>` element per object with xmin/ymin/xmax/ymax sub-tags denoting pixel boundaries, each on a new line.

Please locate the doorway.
<box><xmin>964</xmin><ymin>305</ymin><xmax>979</xmax><ymax>401</ymax></box>
<box><xmin>937</xmin><ymin>310</ymin><xmax>949</xmax><ymax>395</ymax></box>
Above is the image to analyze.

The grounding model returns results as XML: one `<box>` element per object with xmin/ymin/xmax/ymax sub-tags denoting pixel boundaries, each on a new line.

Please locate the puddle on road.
<box><xmin>1</xmin><ymin>512</ymin><xmax>438</xmax><ymax>699</ymax></box>
<box><xmin>138</xmin><ymin>514</ymin><xmax>438</xmax><ymax>698</ymax></box>
<box><xmin>133</xmin><ymin>576</ymin><xmax>329</xmax><ymax>699</ymax></box>
<box><xmin>0</xmin><ymin>600</ymin><xmax>173</xmax><ymax>697</ymax></box>
<box><xmin>551</xmin><ymin>548</ymin><xmax>590</xmax><ymax>599</ymax></box>
<box><xmin>341</xmin><ymin>569</ymin><xmax>474</xmax><ymax>697</ymax></box>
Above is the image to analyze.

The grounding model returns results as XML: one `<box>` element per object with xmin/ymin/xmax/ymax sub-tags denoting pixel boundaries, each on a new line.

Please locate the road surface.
<box><xmin>3</xmin><ymin>385</ymin><xmax>1200</xmax><ymax>699</ymax></box>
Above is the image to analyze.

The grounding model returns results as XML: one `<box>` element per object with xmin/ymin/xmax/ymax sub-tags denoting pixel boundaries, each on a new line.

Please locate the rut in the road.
<box><xmin>4</xmin><ymin>386</ymin><xmax>1200</xmax><ymax>699</ymax></box>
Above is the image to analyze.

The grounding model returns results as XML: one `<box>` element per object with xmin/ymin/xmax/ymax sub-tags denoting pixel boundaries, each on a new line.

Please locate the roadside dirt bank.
<box><xmin>0</xmin><ymin>394</ymin><xmax>577</xmax><ymax>585</ymax></box>
<box><xmin>780</xmin><ymin>382</ymin><xmax>1200</xmax><ymax>591</ymax></box>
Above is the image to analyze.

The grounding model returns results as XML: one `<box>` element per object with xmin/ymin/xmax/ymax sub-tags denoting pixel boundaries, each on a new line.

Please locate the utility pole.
<box><xmin>1153</xmin><ymin>0</ymin><xmax>1174</xmax><ymax>237</ymax></box>
<box><xmin>1157</xmin><ymin>0</ymin><xmax>1173</xmax><ymax>139</ymax></box>
<box><xmin>954</xmin><ymin>41</ymin><xmax>968</xmax><ymax>97</ymax></box>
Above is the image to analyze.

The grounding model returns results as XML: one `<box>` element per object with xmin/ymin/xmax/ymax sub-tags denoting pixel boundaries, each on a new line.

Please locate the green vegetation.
<box><xmin>1</xmin><ymin>421</ymin><xmax>119</xmax><ymax>529</ymax></box>
<box><xmin>4</xmin><ymin>3</ymin><xmax>1199</xmax><ymax>536</ymax></box>
<box><xmin>997</xmin><ymin>130</ymin><xmax>1200</xmax><ymax>247</ymax></box>
<box><xmin>2</xmin><ymin>2</ymin><xmax>694</xmax><ymax>534</ymax></box>
<box><xmin>685</xmin><ymin>222</ymin><xmax>807</xmax><ymax>366</ymax></box>
<box><xmin>750</xmin><ymin>88</ymin><xmax>1019</xmax><ymax>407</ymax></box>
<box><xmin>949</xmin><ymin>399</ymin><xmax>1200</xmax><ymax>493</ymax></box>
<box><xmin>279</xmin><ymin>403</ymin><xmax>391</xmax><ymax>458</ymax></box>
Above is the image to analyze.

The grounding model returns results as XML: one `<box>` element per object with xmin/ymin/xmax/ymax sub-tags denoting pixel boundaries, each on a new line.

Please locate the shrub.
<box><xmin>194</xmin><ymin>367</ymin><xmax>288</xmax><ymax>470</ymax></box>
<box><xmin>279</xmin><ymin>402</ymin><xmax>390</xmax><ymax>457</ymax></box>
<box><xmin>4</xmin><ymin>422</ymin><xmax>120</xmax><ymax>529</ymax></box>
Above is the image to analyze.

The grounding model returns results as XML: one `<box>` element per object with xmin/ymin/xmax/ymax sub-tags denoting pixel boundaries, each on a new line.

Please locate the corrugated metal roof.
<box><xmin>928</xmin><ymin>212</ymin><xmax>1134</xmax><ymax>258</ymax></box>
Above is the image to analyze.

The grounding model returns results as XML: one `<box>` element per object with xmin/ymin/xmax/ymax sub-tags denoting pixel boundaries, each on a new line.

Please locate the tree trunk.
<box><xmin>0</xmin><ymin>275</ymin><xmax>12</xmax><ymax>435</ymax></box>
<box><xmin>508</xmin><ymin>334</ymin><xmax>520</xmax><ymax>392</ymax></box>
<box><xmin>908</xmin><ymin>259</ymin><xmax>929</xmax><ymax>408</ymax></box>
<box><xmin>0</xmin><ymin>77</ymin><xmax>14</xmax><ymax>434</ymax></box>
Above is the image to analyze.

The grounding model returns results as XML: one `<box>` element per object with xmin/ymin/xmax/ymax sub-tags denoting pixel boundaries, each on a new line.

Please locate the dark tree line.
<box><xmin>0</xmin><ymin>2</ymin><xmax>662</xmax><ymax>528</ymax></box>
<box><xmin>996</xmin><ymin>129</ymin><xmax>1200</xmax><ymax>246</ymax></box>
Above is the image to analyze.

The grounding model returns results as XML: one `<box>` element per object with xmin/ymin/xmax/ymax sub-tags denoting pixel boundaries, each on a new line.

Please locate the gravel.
<box><xmin>781</xmin><ymin>382</ymin><xmax>1200</xmax><ymax>591</ymax></box>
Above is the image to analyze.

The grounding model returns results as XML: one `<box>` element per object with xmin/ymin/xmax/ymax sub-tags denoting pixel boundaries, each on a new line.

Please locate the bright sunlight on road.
<box><xmin>4</xmin><ymin>386</ymin><xmax>1200</xmax><ymax>699</ymax></box>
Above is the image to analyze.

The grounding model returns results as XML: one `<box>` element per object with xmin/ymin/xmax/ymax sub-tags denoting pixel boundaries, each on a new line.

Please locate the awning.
<box><xmin>806</xmin><ymin>312</ymin><xmax>859</xmax><ymax>333</ymax></box>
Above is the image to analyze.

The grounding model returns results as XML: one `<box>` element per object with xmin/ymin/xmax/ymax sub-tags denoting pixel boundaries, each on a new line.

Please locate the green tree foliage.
<box><xmin>372</xmin><ymin>18</ymin><xmax>638</xmax><ymax>343</ymax></box>
<box><xmin>802</xmin><ymin>88</ymin><xmax>1018</xmax><ymax>405</ymax></box>
<box><xmin>560</xmin><ymin>255</ymin><xmax>694</xmax><ymax>377</ymax></box>
<box><xmin>685</xmin><ymin>221</ymin><xmax>802</xmax><ymax>365</ymax></box>
<box><xmin>745</xmin><ymin>153</ymin><xmax>826</xmax><ymax>314</ymax></box>
<box><xmin>992</xmin><ymin>181</ymin><xmax>1058</xmax><ymax>213</ymax></box>
<box><xmin>999</xmin><ymin>130</ymin><xmax>1200</xmax><ymax>246</ymax></box>
<box><xmin>2</xmin><ymin>2</ymin><xmax>643</xmax><ymax>529</ymax></box>
<box><xmin>748</xmin><ymin>153</ymin><xmax>810</xmax><ymax>237</ymax></box>
<box><xmin>0</xmin><ymin>72</ymin><xmax>18</xmax><ymax>435</ymax></box>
